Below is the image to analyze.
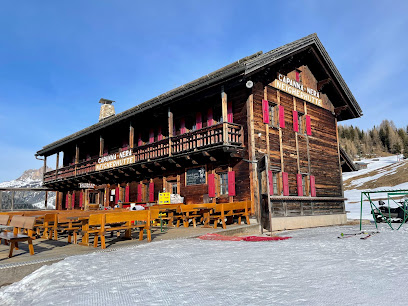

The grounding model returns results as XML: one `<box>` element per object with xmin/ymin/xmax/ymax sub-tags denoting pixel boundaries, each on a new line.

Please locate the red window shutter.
<box><xmin>71</xmin><ymin>192</ymin><xmax>75</xmax><ymax>209</ymax></box>
<box><xmin>295</xmin><ymin>71</ymin><xmax>300</xmax><ymax>82</ymax></box>
<box><xmin>310</xmin><ymin>175</ymin><xmax>316</xmax><ymax>197</ymax></box>
<box><xmin>115</xmin><ymin>187</ymin><xmax>119</xmax><ymax>204</ymax></box>
<box><xmin>268</xmin><ymin>170</ymin><xmax>273</xmax><ymax>195</ymax></box>
<box><xmin>279</xmin><ymin>106</ymin><xmax>285</xmax><ymax>128</ymax></box>
<box><xmin>137</xmin><ymin>184</ymin><xmax>142</xmax><ymax>202</ymax></box>
<box><xmin>208</xmin><ymin>173</ymin><xmax>215</xmax><ymax>197</ymax></box>
<box><xmin>282</xmin><ymin>172</ymin><xmax>289</xmax><ymax>196</ymax></box>
<box><xmin>262</xmin><ymin>99</ymin><xmax>269</xmax><ymax>124</ymax></box>
<box><xmin>158</xmin><ymin>126</ymin><xmax>163</xmax><ymax>141</ymax></box>
<box><xmin>207</xmin><ymin>108</ymin><xmax>214</xmax><ymax>126</ymax></box>
<box><xmin>297</xmin><ymin>174</ymin><xmax>303</xmax><ymax>196</ymax></box>
<box><xmin>306</xmin><ymin>115</ymin><xmax>312</xmax><ymax>136</ymax></box>
<box><xmin>138</xmin><ymin>133</ymin><xmax>143</xmax><ymax>146</ymax></box>
<box><xmin>125</xmin><ymin>185</ymin><xmax>130</xmax><ymax>202</ymax></box>
<box><xmin>293</xmin><ymin>110</ymin><xmax>299</xmax><ymax>132</ymax></box>
<box><xmin>196</xmin><ymin>112</ymin><xmax>202</xmax><ymax>129</ymax></box>
<box><xmin>65</xmin><ymin>194</ymin><xmax>69</xmax><ymax>209</ymax></box>
<box><xmin>149</xmin><ymin>129</ymin><xmax>154</xmax><ymax>143</ymax></box>
<box><xmin>227</xmin><ymin>101</ymin><xmax>233</xmax><ymax>123</ymax></box>
<box><xmin>79</xmin><ymin>191</ymin><xmax>83</xmax><ymax>208</ymax></box>
<box><xmin>149</xmin><ymin>182</ymin><xmax>154</xmax><ymax>202</ymax></box>
<box><xmin>180</xmin><ymin>118</ymin><xmax>186</xmax><ymax>134</ymax></box>
<box><xmin>228</xmin><ymin>171</ymin><xmax>236</xmax><ymax>196</ymax></box>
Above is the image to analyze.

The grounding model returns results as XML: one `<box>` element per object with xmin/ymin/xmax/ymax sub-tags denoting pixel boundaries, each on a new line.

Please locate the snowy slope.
<box><xmin>0</xmin><ymin>225</ymin><xmax>406</xmax><ymax>305</ymax></box>
<box><xmin>0</xmin><ymin>168</ymin><xmax>55</xmax><ymax>209</ymax></box>
<box><xmin>344</xmin><ymin>156</ymin><xmax>408</xmax><ymax>220</ymax></box>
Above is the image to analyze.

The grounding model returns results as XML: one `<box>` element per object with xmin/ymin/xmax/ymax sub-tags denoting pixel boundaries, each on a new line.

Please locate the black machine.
<box><xmin>372</xmin><ymin>200</ymin><xmax>408</xmax><ymax>223</ymax></box>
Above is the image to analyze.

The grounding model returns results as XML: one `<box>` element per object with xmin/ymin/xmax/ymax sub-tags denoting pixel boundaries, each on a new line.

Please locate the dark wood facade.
<box><xmin>36</xmin><ymin>34</ymin><xmax>362</xmax><ymax>227</ymax></box>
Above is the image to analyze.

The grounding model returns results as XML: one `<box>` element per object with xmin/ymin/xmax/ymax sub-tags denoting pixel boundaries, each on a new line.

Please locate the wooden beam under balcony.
<box><xmin>202</xmin><ymin>151</ymin><xmax>216</xmax><ymax>161</ymax></box>
<box><xmin>169</xmin><ymin>158</ymin><xmax>181</xmax><ymax>168</ymax></box>
<box><xmin>185</xmin><ymin>155</ymin><xmax>198</xmax><ymax>165</ymax></box>
<box><xmin>154</xmin><ymin>162</ymin><xmax>166</xmax><ymax>171</ymax></box>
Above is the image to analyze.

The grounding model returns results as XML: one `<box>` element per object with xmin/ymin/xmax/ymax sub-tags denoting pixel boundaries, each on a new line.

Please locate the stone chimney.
<box><xmin>99</xmin><ymin>98</ymin><xmax>116</xmax><ymax>121</ymax></box>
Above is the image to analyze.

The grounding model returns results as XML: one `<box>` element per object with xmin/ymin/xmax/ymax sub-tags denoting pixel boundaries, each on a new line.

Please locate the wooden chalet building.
<box><xmin>36</xmin><ymin>34</ymin><xmax>362</xmax><ymax>231</ymax></box>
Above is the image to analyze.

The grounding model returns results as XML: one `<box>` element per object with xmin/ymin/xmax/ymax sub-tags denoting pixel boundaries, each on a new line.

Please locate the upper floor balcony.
<box><xmin>43</xmin><ymin>122</ymin><xmax>244</xmax><ymax>184</ymax></box>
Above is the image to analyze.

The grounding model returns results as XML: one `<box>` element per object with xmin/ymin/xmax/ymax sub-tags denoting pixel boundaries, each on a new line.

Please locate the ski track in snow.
<box><xmin>0</xmin><ymin>225</ymin><xmax>407</xmax><ymax>305</ymax></box>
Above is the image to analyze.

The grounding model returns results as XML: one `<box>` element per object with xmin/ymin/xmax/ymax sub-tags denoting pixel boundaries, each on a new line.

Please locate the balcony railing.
<box><xmin>43</xmin><ymin>122</ymin><xmax>243</xmax><ymax>183</ymax></box>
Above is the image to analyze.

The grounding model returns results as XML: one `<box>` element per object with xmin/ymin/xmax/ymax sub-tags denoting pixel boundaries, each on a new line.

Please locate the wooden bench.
<box><xmin>211</xmin><ymin>201</ymin><xmax>251</xmax><ymax>229</ymax></box>
<box><xmin>0</xmin><ymin>216</ymin><xmax>36</xmax><ymax>258</ymax></box>
<box><xmin>84</xmin><ymin>210</ymin><xmax>159</xmax><ymax>249</ymax></box>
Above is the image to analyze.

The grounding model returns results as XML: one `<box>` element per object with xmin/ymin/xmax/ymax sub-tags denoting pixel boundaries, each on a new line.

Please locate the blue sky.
<box><xmin>0</xmin><ymin>0</ymin><xmax>407</xmax><ymax>182</ymax></box>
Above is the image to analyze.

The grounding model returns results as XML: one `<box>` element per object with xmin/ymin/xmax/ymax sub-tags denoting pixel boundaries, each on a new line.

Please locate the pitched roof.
<box><xmin>36</xmin><ymin>33</ymin><xmax>362</xmax><ymax>156</ymax></box>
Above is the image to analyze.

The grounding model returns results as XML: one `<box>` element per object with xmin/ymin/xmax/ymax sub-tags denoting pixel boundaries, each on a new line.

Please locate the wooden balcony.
<box><xmin>43</xmin><ymin>122</ymin><xmax>244</xmax><ymax>184</ymax></box>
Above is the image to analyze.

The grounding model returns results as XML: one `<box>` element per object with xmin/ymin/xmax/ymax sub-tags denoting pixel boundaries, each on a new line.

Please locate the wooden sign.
<box><xmin>186</xmin><ymin>167</ymin><xmax>206</xmax><ymax>185</ymax></box>
<box><xmin>158</xmin><ymin>192</ymin><xmax>171</xmax><ymax>204</ymax></box>
<box><xmin>272</xmin><ymin>74</ymin><xmax>323</xmax><ymax>107</ymax></box>
<box><xmin>95</xmin><ymin>155</ymin><xmax>135</xmax><ymax>171</ymax></box>
<box><xmin>79</xmin><ymin>183</ymin><xmax>95</xmax><ymax>189</ymax></box>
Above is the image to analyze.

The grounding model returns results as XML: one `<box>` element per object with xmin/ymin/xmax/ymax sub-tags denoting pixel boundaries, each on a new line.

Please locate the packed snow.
<box><xmin>1</xmin><ymin>225</ymin><xmax>407</xmax><ymax>305</ymax></box>
<box><xmin>344</xmin><ymin>156</ymin><xmax>408</xmax><ymax>220</ymax></box>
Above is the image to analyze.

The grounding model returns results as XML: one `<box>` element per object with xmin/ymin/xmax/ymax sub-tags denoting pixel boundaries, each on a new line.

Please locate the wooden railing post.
<box><xmin>129</xmin><ymin>123</ymin><xmax>134</xmax><ymax>148</ymax></box>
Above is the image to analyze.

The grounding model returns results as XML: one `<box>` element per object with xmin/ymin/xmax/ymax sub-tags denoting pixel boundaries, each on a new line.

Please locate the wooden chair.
<box><xmin>34</xmin><ymin>213</ymin><xmax>58</xmax><ymax>240</ymax></box>
<box><xmin>0</xmin><ymin>216</ymin><xmax>36</xmax><ymax>258</ymax></box>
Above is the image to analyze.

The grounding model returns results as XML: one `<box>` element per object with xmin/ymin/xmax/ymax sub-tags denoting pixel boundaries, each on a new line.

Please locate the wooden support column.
<box><xmin>294</xmin><ymin>97</ymin><xmax>300</xmax><ymax>174</ymax></box>
<box><xmin>335</xmin><ymin>117</ymin><xmax>345</xmax><ymax>207</ymax></box>
<box><xmin>304</xmin><ymin>101</ymin><xmax>311</xmax><ymax>175</ymax></box>
<box><xmin>104</xmin><ymin>186</ymin><xmax>110</xmax><ymax>208</ymax></box>
<box><xmin>75</xmin><ymin>145</ymin><xmax>79</xmax><ymax>176</ymax></box>
<box><xmin>0</xmin><ymin>191</ymin><xmax>2</xmax><ymax>211</ymax></box>
<box><xmin>168</xmin><ymin>108</ymin><xmax>173</xmax><ymax>156</ymax></box>
<box><xmin>99</xmin><ymin>136</ymin><xmax>104</xmax><ymax>156</ymax></box>
<box><xmin>163</xmin><ymin>177</ymin><xmax>167</xmax><ymax>192</ymax></box>
<box><xmin>277</xmin><ymin>91</ymin><xmax>284</xmax><ymax>172</ymax></box>
<box><xmin>264</xmin><ymin>86</ymin><xmax>270</xmax><ymax>165</ymax></box>
<box><xmin>129</xmin><ymin>123</ymin><xmax>134</xmax><ymax>148</ymax></box>
<box><xmin>221</xmin><ymin>86</ymin><xmax>229</xmax><ymax>144</ymax></box>
<box><xmin>55</xmin><ymin>152</ymin><xmax>59</xmax><ymax>179</ymax></box>
<box><xmin>246</xmin><ymin>93</ymin><xmax>258</xmax><ymax>216</ymax></box>
<box><xmin>43</xmin><ymin>156</ymin><xmax>47</xmax><ymax>184</ymax></box>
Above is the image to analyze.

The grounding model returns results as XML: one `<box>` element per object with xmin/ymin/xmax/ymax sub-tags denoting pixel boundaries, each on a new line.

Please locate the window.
<box><xmin>298</xmin><ymin>112</ymin><xmax>305</xmax><ymax>134</ymax></box>
<box><xmin>219</xmin><ymin>172</ymin><xmax>228</xmax><ymax>195</ymax></box>
<box><xmin>272</xmin><ymin>172</ymin><xmax>279</xmax><ymax>195</ymax></box>
<box><xmin>302</xmin><ymin>175</ymin><xmax>308</xmax><ymax>196</ymax></box>
<box><xmin>269</xmin><ymin>104</ymin><xmax>279</xmax><ymax>128</ymax></box>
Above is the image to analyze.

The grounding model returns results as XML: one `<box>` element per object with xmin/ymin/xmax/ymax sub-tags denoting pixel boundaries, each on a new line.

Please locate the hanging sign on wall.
<box><xmin>272</xmin><ymin>73</ymin><xmax>323</xmax><ymax>107</ymax></box>
<box><xmin>95</xmin><ymin>149</ymin><xmax>135</xmax><ymax>171</ymax></box>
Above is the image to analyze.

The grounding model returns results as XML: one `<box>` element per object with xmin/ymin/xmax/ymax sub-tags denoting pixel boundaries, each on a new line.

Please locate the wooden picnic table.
<box><xmin>191</xmin><ymin>205</ymin><xmax>216</xmax><ymax>228</ymax></box>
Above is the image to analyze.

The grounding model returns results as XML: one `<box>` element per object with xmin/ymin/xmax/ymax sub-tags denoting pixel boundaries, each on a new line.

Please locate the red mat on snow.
<box><xmin>197</xmin><ymin>233</ymin><xmax>291</xmax><ymax>241</ymax></box>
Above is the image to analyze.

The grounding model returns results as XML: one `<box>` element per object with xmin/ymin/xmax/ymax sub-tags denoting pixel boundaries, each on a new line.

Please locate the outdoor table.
<box><xmin>66</xmin><ymin>216</ymin><xmax>90</xmax><ymax>246</ymax></box>
<box><xmin>192</xmin><ymin>206</ymin><xmax>214</xmax><ymax>228</ymax></box>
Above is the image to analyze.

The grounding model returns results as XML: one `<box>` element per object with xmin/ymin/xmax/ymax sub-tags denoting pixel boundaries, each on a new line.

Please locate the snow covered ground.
<box><xmin>1</xmin><ymin>224</ymin><xmax>407</xmax><ymax>305</ymax></box>
<box><xmin>344</xmin><ymin>155</ymin><xmax>408</xmax><ymax>220</ymax></box>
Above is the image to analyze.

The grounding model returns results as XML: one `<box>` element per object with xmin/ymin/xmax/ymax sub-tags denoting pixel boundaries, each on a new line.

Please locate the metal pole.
<box><xmin>360</xmin><ymin>192</ymin><xmax>363</xmax><ymax>231</ymax></box>
<box><xmin>11</xmin><ymin>191</ymin><xmax>15</xmax><ymax>211</ymax></box>
<box><xmin>0</xmin><ymin>191</ymin><xmax>2</xmax><ymax>211</ymax></box>
<box><xmin>45</xmin><ymin>191</ymin><xmax>48</xmax><ymax>209</ymax></box>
